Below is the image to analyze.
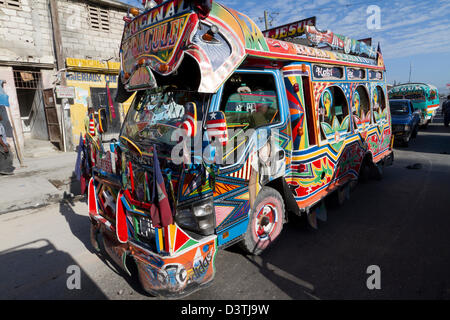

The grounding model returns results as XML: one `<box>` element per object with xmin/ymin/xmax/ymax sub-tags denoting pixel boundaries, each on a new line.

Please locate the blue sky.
<box><xmin>125</xmin><ymin>0</ymin><xmax>450</xmax><ymax>94</ymax></box>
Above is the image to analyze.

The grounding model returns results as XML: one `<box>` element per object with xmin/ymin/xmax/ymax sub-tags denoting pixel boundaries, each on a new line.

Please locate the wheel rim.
<box><xmin>254</xmin><ymin>203</ymin><xmax>278</xmax><ymax>241</ymax></box>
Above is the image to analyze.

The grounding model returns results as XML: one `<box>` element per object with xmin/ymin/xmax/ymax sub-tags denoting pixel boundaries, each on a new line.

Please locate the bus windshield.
<box><xmin>121</xmin><ymin>89</ymin><xmax>207</xmax><ymax>146</ymax></box>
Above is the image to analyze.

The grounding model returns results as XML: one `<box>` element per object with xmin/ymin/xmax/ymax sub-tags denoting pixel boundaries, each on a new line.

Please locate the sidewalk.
<box><xmin>0</xmin><ymin>149</ymin><xmax>81</xmax><ymax>214</ymax></box>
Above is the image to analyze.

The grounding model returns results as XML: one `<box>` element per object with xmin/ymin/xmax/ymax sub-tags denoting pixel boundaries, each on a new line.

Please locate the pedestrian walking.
<box><xmin>0</xmin><ymin>113</ymin><xmax>14</xmax><ymax>175</ymax></box>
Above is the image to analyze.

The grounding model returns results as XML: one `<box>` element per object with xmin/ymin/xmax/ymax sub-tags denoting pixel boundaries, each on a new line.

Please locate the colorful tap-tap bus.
<box><xmin>81</xmin><ymin>0</ymin><xmax>393</xmax><ymax>297</ymax></box>
<box><xmin>388</xmin><ymin>83</ymin><xmax>439</xmax><ymax>127</ymax></box>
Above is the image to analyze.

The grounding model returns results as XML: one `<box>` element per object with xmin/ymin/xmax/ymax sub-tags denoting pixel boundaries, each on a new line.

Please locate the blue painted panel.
<box><xmin>217</xmin><ymin>217</ymin><xmax>249</xmax><ymax>247</ymax></box>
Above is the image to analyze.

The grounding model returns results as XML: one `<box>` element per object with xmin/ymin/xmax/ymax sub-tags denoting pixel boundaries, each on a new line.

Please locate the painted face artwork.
<box><xmin>321</xmin><ymin>88</ymin><xmax>333</xmax><ymax>118</ymax></box>
<box><xmin>353</xmin><ymin>91</ymin><xmax>360</xmax><ymax>115</ymax></box>
<box><xmin>373</xmin><ymin>90</ymin><xmax>379</xmax><ymax>108</ymax></box>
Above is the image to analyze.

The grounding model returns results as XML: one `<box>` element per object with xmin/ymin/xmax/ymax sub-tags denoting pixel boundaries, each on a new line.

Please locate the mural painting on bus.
<box><xmin>319</xmin><ymin>87</ymin><xmax>350</xmax><ymax>143</ymax></box>
<box><xmin>222</xmin><ymin>5</ymin><xmax>269</xmax><ymax>52</ymax></box>
<box><xmin>283</xmin><ymin>71</ymin><xmax>309</xmax><ymax>150</ymax></box>
<box><xmin>316</xmin><ymin>83</ymin><xmax>354</xmax><ymax>148</ymax></box>
<box><xmin>333</xmin><ymin>142</ymin><xmax>365</xmax><ymax>182</ymax></box>
<box><xmin>210</xmin><ymin>126</ymin><xmax>290</xmax><ymax>230</ymax></box>
<box><xmin>366</xmin><ymin>83</ymin><xmax>391</xmax><ymax>159</ymax></box>
<box><xmin>351</xmin><ymin>88</ymin><xmax>371</xmax><ymax>135</ymax></box>
<box><xmin>187</xmin><ymin>2</ymin><xmax>248</xmax><ymax>93</ymax></box>
<box><xmin>288</xmin><ymin>157</ymin><xmax>335</xmax><ymax>198</ymax></box>
<box><xmin>131</xmin><ymin>231</ymin><xmax>217</xmax><ymax>294</ymax></box>
<box><xmin>372</xmin><ymin>85</ymin><xmax>388</xmax><ymax>126</ymax></box>
<box><xmin>283</xmin><ymin>80</ymin><xmax>369</xmax><ymax>204</ymax></box>
<box><xmin>305</xmin><ymin>25</ymin><xmax>377</xmax><ymax>59</ymax></box>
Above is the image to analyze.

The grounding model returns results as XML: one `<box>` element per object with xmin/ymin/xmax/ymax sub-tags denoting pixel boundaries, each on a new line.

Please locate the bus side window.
<box><xmin>318</xmin><ymin>86</ymin><xmax>350</xmax><ymax>141</ymax></box>
<box><xmin>220</xmin><ymin>73</ymin><xmax>280</xmax><ymax>131</ymax></box>
<box><xmin>352</xmin><ymin>85</ymin><xmax>371</xmax><ymax>130</ymax></box>
<box><xmin>219</xmin><ymin>72</ymin><xmax>281</xmax><ymax>165</ymax></box>
<box><xmin>373</xmin><ymin>86</ymin><xmax>387</xmax><ymax>123</ymax></box>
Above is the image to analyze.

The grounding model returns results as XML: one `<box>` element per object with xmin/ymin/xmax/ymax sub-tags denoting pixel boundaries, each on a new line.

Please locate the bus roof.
<box><xmin>118</xmin><ymin>0</ymin><xmax>385</xmax><ymax>95</ymax></box>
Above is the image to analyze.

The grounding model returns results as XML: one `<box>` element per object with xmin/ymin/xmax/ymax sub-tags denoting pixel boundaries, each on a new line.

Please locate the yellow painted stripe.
<box><xmin>157</xmin><ymin>228</ymin><xmax>164</xmax><ymax>252</ymax></box>
<box><xmin>223</xmin><ymin>138</ymin><xmax>246</xmax><ymax>161</ymax></box>
<box><xmin>169</xmin><ymin>224</ymin><xmax>176</xmax><ymax>254</ymax></box>
<box><xmin>120</xmin><ymin>136</ymin><xmax>143</xmax><ymax>156</ymax></box>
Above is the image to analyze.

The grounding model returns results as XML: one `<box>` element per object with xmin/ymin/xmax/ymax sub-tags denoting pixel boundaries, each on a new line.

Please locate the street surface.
<box><xmin>1</xmin><ymin>114</ymin><xmax>449</xmax><ymax>300</ymax></box>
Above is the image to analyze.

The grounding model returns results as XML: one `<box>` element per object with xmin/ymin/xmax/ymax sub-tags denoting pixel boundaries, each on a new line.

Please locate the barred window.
<box><xmin>0</xmin><ymin>0</ymin><xmax>21</xmax><ymax>10</ymax></box>
<box><xmin>88</xmin><ymin>5</ymin><xmax>110</xmax><ymax>31</ymax></box>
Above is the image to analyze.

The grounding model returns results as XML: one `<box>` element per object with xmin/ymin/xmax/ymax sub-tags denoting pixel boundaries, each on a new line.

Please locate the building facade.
<box><xmin>0</xmin><ymin>0</ymin><xmax>133</xmax><ymax>160</ymax></box>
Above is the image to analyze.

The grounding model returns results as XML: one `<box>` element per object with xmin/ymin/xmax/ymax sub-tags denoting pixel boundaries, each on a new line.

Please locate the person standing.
<box><xmin>442</xmin><ymin>95</ymin><xmax>450</xmax><ymax>127</ymax></box>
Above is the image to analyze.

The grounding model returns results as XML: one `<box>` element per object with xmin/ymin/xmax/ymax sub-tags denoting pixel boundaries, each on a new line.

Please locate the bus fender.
<box><xmin>265</xmin><ymin>177</ymin><xmax>300</xmax><ymax>221</ymax></box>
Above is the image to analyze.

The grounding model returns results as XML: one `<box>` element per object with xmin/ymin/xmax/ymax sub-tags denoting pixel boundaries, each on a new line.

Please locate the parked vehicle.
<box><xmin>79</xmin><ymin>0</ymin><xmax>393</xmax><ymax>297</ymax></box>
<box><xmin>389</xmin><ymin>99</ymin><xmax>420</xmax><ymax>147</ymax></box>
<box><xmin>388</xmin><ymin>83</ymin><xmax>439</xmax><ymax>128</ymax></box>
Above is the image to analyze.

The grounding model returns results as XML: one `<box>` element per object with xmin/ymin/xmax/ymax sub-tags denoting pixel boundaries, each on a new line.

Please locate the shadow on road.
<box><xmin>244</xmin><ymin>217</ymin><xmax>321</xmax><ymax>299</ymax></box>
<box><xmin>58</xmin><ymin>198</ymin><xmax>150</xmax><ymax>297</ymax></box>
<box><xmin>0</xmin><ymin>239</ymin><xmax>108</xmax><ymax>299</ymax></box>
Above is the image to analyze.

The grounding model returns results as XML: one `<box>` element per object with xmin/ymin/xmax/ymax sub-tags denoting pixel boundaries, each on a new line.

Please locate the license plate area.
<box><xmin>136</xmin><ymin>216</ymin><xmax>155</xmax><ymax>240</ymax></box>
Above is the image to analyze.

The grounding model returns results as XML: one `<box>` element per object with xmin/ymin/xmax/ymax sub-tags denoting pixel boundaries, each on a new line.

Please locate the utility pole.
<box><xmin>264</xmin><ymin>10</ymin><xmax>269</xmax><ymax>30</ymax></box>
<box><xmin>49</xmin><ymin>0</ymin><xmax>73</xmax><ymax>152</ymax></box>
<box><xmin>408</xmin><ymin>61</ymin><xmax>412</xmax><ymax>83</ymax></box>
<box><xmin>258</xmin><ymin>10</ymin><xmax>278</xmax><ymax>31</ymax></box>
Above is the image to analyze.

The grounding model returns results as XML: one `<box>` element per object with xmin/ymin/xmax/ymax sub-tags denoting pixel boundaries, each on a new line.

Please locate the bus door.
<box><xmin>209</xmin><ymin>69</ymin><xmax>289</xmax><ymax>248</ymax></box>
<box><xmin>281</xmin><ymin>65</ymin><xmax>321</xmax><ymax>205</ymax></box>
<box><xmin>282</xmin><ymin>65</ymin><xmax>317</xmax><ymax>152</ymax></box>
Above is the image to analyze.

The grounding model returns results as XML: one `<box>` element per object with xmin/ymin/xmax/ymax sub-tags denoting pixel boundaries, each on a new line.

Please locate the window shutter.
<box><xmin>88</xmin><ymin>5</ymin><xmax>110</xmax><ymax>31</ymax></box>
<box><xmin>1</xmin><ymin>0</ymin><xmax>22</xmax><ymax>9</ymax></box>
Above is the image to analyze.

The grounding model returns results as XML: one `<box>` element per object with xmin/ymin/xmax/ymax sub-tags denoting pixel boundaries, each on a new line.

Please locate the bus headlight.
<box><xmin>175</xmin><ymin>199</ymin><xmax>215</xmax><ymax>235</ymax></box>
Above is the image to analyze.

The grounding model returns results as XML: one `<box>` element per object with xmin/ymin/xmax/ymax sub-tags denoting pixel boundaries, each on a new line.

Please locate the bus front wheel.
<box><xmin>240</xmin><ymin>187</ymin><xmax>285</xmax><ymax>255</ymax></box>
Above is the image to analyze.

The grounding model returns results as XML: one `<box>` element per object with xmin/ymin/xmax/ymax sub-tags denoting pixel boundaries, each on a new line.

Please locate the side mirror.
<box><xmin>182</xmin><ymin>102</ymin><xmax>197</xmax><ymax>137</ymax></box>
<box><xmin>98</xmin><ymin>108</ymin><xmax>108</xmax><ymax>133</ymax></box>
<box><xmin>206</xmin><ymin>111</ymin><xmax>228</xmax><ymax>146</ymax></box>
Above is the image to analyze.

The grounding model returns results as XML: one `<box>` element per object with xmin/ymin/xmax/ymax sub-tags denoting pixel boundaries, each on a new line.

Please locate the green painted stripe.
<box><xmin>177</xmin><ymin>239</ymin><xmax>198</xmax><ymax>253</ymax></box>
<box><xmin>133</xmin><ymin>216</ymin><xmax>140</xmax><ymax>241</ymax></box>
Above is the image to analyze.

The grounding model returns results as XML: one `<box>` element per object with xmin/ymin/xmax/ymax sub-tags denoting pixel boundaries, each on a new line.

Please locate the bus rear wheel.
<box><xmin>240</xmin><ymin>187</ymin><xmax>285</xmax><ymax>255</ymax></box>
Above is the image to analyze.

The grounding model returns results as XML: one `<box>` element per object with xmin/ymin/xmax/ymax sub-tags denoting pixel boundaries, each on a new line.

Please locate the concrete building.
<box><xmin>0</xmin><ymin>0</ymin><xmax>133</xmax><ymax>161</ymax></box>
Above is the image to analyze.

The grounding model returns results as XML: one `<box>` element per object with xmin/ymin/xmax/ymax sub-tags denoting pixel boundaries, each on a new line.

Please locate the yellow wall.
<box><xmin>65</xmin><ymin>70</ymin><xmax>134</xmax><ymax>144</ymax></box>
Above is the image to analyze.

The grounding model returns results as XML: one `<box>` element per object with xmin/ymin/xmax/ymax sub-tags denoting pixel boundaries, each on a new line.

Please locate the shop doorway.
<box><xmin>13</xmin><ymin>69</ymin><xmax>49</xmax><ymax>140</ymax></box>
<box><xmin>42</xmin><ymin>88</ymin><xmax>62</xmax><ymax>148</ymax></box>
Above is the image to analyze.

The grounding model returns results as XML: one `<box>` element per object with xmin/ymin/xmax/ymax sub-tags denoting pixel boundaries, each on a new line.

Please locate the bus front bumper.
<box><xmin>129</xmin><ymin>235</ymin><xmax>218</xmax><ymax>298</ymax></box>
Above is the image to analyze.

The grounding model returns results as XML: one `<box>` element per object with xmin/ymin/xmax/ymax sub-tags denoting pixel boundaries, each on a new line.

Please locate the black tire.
<box><xmin>358</xmin><ymin>158</ymin><xmax>371</xmax><ymax>183</ymax></box>
<box><xmin>371</xmin><ymin>162</ymin><xmax>384</xmax><ymax>180</ymax></box>
<box><xmin>326</xmin><ymin>183</ymin><xmax>350</xmax><ymax>208</ymax></box>
<box><xmin>240</xmin><ymin>187</ymin><xmax>285</xmax><ymax>255</ymax></box>
<box><xmin>336</xmin><ymin>184</ymin><xmax>350</xmax><ymax>205</ymax></box>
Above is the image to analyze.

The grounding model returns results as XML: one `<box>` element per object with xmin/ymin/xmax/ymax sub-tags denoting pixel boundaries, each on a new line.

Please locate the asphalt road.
<box><xmin>1</xmin><ymin>113</ymin><xmax>449</xmax><ymax>300</ymax></box>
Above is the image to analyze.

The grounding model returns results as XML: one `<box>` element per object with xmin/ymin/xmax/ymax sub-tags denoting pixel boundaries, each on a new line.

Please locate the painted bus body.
<box><xmin>82</xmin><ymin>0</ymin><xmax>393</xmax><ymax>297</ymax></box>
<box><xmin>388</xmin><ymin>83</ymin><xmax>439</xmax><ymax>126</ymax></box>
